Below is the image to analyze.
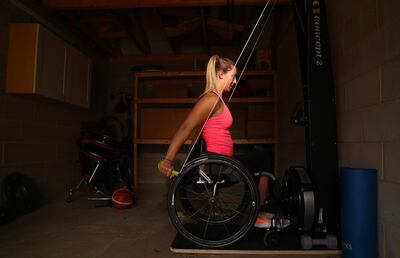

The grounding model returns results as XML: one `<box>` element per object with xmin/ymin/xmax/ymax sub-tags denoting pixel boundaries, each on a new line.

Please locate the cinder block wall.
<box><xmin>0</xmin><ymin>1</ymin><xmax>108</xmax><ymax>201</ymax></box>
<box><xmin>326</xmin><ymin>1</ymin><xmax>400</xmax><ymax>257</ymax></box>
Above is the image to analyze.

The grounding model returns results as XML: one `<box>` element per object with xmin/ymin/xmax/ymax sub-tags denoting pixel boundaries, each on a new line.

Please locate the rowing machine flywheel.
<box><xmin>281</xmin><ymin>167</ymin><xmax>315</xmax><ymax>231</ymax></box>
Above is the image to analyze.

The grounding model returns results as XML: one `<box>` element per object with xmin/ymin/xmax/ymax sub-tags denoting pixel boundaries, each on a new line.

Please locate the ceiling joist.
<box><xmin>110</xmin><ymin>53</ymin><xmax>210</xmax><ymax>62</ymax></box>
<box><xmin>206</xmin><ymin>17</ymin><xmax>244</xmax><ymax>32</ymax></box>
<box><xmin>110</xmin><ymin>12</ymin><xmax>149</xmax><ymax>54</ymax></box>
<box><xmin>200</xmin><ymin>7</ymin><xmax>209</xmax><ymax>53</ymax></box>
<box><xmin>42</xmin><ymin>0</ymin><xmax>291</xmax><ymax>10</ymax></box>
<box><xmin>97</xmin><ymin>31</ymin><xmax>129</xmax><ymax>38</ymax></box>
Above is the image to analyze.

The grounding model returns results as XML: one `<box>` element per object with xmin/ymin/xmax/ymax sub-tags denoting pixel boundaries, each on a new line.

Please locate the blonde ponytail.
<box><xmin>205</xmin><ymin>55</ymin><xmax>218</xmax><ymax>92</ymax></box>
<box><xmin>204</xmin><ymin>55</ymin><xmax>235</xmax><ymax>94</ymax></box>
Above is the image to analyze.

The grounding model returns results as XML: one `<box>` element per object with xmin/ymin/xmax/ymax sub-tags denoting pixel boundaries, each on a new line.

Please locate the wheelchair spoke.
<box><xmin>202</xmin><ymin>205</ymin><xmax>214</xmax><ymax>238</ymax></box>
<box><xmin>215</xmin><ymin>198</ymin><xmax>248</xmax><ymax>218</ymax></box>
<box><xmin>184</xmin><ymin>173</ymin><xmax>209</xmax><ymax>195</ymax></box>
<box><xmin>217</xmin><ymin>197</ymin><xmax>241</xmax><ymax>208</ymax></box>
<box><xmin>179</xmin><ymin>186</ymin><xmax>209</xmax><ymax>200</ymax></box>
<box><xmin>220</xmin><ymin>206</ymin><xmax>248</xmax><ymax>219</ymax></box>
<box><xmin>187</xmin><ymin>202</ymin><xmax>210</xmax><ymax>219</ymax></box>
<box><xmin>179</xmin><ymin>196</ymin><xmax>207</xmax><ymax>201</ymax></box>
<box><xmin>222</xmin><ymin>220</ymin><xmax>231</xmax><ymax>236</ymax></box>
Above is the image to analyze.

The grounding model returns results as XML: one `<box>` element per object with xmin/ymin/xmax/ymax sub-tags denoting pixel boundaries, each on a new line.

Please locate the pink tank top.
<box><xmin>202</xmin><ymin>91</ymin><xmax>233</xmax><ymax>157</ymax></box>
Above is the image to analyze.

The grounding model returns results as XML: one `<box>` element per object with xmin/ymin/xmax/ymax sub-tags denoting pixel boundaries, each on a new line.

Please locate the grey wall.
<box><xmin>0</xmin><ymin>1</ymin><xmax>109</xmax><ymax>201</ymax></box>
<box><xmin>326</xmin><ymin>1</ymin><xmax>400</xmax><ymax>257</ymax></box>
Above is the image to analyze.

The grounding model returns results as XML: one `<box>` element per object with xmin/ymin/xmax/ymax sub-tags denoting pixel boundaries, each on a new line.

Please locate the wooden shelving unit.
<box><xmin>132</xmin><ymin>70</ymin><xmax>278</xmax><ymax>186</ymax></box>
<box><xmin>136</xmin><ymin>97</ymin><xmax>274</xmax><ymax>104</ymax></box>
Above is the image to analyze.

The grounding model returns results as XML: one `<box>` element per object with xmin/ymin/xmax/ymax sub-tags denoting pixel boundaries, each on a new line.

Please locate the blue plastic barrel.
<box><xmin>341</xmin><ymin>167</ymin><xmax>377</xmax><ymax>258</ymax></box>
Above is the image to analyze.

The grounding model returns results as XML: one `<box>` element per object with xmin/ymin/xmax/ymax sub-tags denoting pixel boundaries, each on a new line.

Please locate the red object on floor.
<box><xmin>112</xmin><ymin>188</ymin><xmax>134</xmax><ymax>209</ymax></box>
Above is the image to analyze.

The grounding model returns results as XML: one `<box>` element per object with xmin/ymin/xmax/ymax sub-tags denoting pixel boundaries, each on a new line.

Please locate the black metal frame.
<box><xmin>293</xmin><ymin>0</ymin><xmax>340</xmax><ymax>236</ymax></box>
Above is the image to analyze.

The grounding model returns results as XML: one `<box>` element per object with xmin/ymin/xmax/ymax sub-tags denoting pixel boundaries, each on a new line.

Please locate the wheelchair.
<box><xmin>167</xmin><ymin>151</ymin><xmax>316</xmax><ymax>248</ymax></box>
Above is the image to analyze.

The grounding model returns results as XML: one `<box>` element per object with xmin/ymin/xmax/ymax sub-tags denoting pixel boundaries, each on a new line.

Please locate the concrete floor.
<box><xmin>0</xmin><ymin>184</ymin><xmax>338</xmax><ymax>258</ymax></box>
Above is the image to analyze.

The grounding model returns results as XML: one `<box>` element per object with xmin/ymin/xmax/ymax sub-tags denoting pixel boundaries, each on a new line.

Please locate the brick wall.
<box><xmin>0</xmin><ymin>1</ymin><xmax>108</xmax><ymax>201</ymax></box>
<box><xmin>326</xmin><ymin>1</ymin><xmax>400</xmax><ymax>257</ymax></box>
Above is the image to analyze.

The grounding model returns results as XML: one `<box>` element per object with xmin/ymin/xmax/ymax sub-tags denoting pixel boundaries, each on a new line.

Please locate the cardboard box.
<box><xmin>140</xmin><ymin>108</ymin><xmax>191</xmax><ymax>138</ymax></box>
<box><xmin>247</xmin><ymin>121</ymin><xmax>275</xmax><ymax>138</ymax></box>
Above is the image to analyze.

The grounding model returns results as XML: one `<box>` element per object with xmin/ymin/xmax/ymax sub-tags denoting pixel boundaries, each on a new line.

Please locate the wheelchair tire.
<box><xmin>167</xmin><ymin>154</ymin><xmax>259</xmax><ymax>248</ymax></box>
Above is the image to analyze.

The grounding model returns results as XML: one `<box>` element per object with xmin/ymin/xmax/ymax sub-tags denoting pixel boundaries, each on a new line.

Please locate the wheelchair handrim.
<box><xmin>167</xmin><ymin>155</ymin><xmax>259</xmax><ymax>248</ymax></box>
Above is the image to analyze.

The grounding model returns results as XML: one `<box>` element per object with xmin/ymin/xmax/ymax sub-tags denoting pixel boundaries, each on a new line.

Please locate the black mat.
<box><xmin>171</xmin><ymin>227</ymin><xmax>341</xmax><ymax>255</ymax></box>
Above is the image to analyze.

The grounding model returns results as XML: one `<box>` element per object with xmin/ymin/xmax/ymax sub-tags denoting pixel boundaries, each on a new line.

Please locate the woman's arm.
<box><xmin>160</xmin><ymin>93</ymin><xmax>219</xmax><ymax>177</ymax></box>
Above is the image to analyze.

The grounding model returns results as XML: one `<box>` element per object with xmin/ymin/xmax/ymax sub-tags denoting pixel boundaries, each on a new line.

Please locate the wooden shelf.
<box><xmin>135</xmin><ymin>138</ymin><xmax>276</xmax><ymax>145</ymax></box>
<box><xmin>233</xmin><ymin>138</ymin><xmax>276</xmax><ymax>144</ymax></box>
<box><xmin>133</xmin><ymin>70</ymin><xmax>276</xmax><ymax>78</ymax></box>
<box><xmin>132</xmin><ymin>69</ymin><xmax>278</xmax><ymax>186</ymax></box>
<box><xmin>135</xmin><ymin>97</ymin><xmax>274</xmax><ymax>104</ymax></box>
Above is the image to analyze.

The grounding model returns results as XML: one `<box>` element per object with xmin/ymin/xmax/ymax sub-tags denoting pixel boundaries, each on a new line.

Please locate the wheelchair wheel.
<box><xmin>168</xmin><ymin>154</ymin><xmax>259</xmax><ymax>248</ymax></box>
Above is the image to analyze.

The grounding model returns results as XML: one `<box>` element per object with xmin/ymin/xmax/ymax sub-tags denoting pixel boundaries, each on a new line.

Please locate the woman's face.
<box><xmin>219</xmin><ymin>66</ymin><xmax>237</xmax><ymax>93</ymax></box>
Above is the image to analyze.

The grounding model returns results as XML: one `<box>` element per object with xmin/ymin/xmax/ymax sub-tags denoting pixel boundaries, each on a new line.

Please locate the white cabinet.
<box><xmin>65</xmin><ymin>46</ymin><xmax>92</xmax><ymax>108</ymax></box>
<box><xmin>6</xmin><ymin>23</ymin><xmax>91</xmax><ymax>108</ymax></box>
<box><xmin>36</xmin><ymin>25</ymin><xmax>67</xmax><ymax>101</ymax></box>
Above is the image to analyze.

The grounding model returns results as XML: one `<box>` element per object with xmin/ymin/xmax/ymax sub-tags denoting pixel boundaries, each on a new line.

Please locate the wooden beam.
<box><xmin>206</xmin><ymin>17</ymin><xmax>244</xmax><ymax>32</ymax></box>
<box><xmin>200</xmin><ymin>7</ymin><xmax>209</xmax><ymax>54</ymax></box>
<box><xmin>43</xmin><ymin>0</ymin><xmax>291</xmax><ymax>9</ymax></box>
<box><xmin>97</xmin><ymin>31</ymin><xmax>129</xmax><ymax>38</ymax></box>
<box><xmin>110</xmin><ymin>53</ymin><xmax>210</xmax><ymax>62</ymax></box>
<box><xmin>154</xmin><ymin>8</ymin><xmax>180</xmax><ymax>55</ymax></box>
<box><xmin>110</xmin><ymin>39</ymin><xmax>123</xmax><ymax>55</ymax></box>
<box><xmin>130</xmin><ymin>12</ymin><xmax>152</xmax><ymax>54</ymax></box>
<box><xmin>96</xmin><ymin>24</ymin><xmax>114</xmax><ymax>34</ymax></box>
<box><xmin>110</xmin><ymin>11</ymin><xmax>149</xmax><ymax>54</ymax></box>
<box><xmin>72</xmin><ymin>14</ymin><xmax>115</xmax><ymax>24</ymax></box>
<box><xmin>164</xmin><ymin>18</ymin><xmax>200</xmax><ymax>37</ymax></box>
<box><xmin>59</xmin><ymin>12</ymin><xmax>115</xmax><ymax>55</ymax></box>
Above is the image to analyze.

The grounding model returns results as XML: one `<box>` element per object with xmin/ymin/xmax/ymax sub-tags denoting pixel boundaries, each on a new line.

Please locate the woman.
<box><xmin>159</xmin><ymin>55</ymin><xmax>272</xmax><ymax>228</ymax></box>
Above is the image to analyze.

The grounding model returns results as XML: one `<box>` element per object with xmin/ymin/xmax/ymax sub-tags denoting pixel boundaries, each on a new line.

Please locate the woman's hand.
<box><xmin>159</xmin><ymin>159</ymin><xmax>174</xmax><ymax>178</ymax></box>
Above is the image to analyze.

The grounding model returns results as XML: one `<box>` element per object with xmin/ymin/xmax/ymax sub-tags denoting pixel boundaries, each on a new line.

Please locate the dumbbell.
<box><xmin>300</xmin><ymin>234</ymin><xmax>338</xmax><ymax>250</ymax></box>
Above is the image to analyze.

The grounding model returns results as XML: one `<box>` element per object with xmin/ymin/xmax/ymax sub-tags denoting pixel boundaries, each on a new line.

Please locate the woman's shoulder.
<box><xmin>201</xmin><ymin>91</ymin><xmax>219</xmax><ymax>101</ymax></box>
<box><xmin>196</xmin><ymin>91</ymin><xmax>219</xmax><ymax>107</ymax></box>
